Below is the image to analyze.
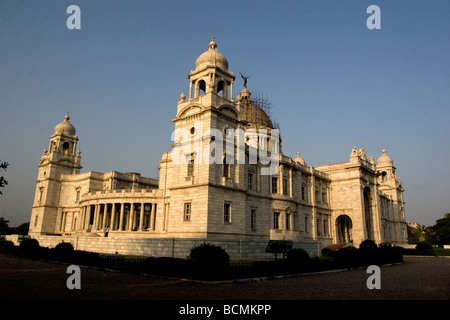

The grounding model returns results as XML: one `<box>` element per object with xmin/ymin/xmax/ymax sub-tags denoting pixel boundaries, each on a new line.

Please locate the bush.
<box><xmin>359</xmin><ymin>239</ymin><xmax>378</xmax><ymax>252</ymax></box>
<box><xmin>19</xmin><ymin>238</ymin><xmax>40</xmax><ymax>250</ymax></box>
<box><xmin>189</xmin><ymin>242</ymin><xmax>230</xmax><ymax>280</ymax></box>
<box><xmin>335</xmin><ymin>246</ymin><xmax>359</xmax><ymax>267</ymax></box>
<box><xmin>72</xmin><ymin>250</ymin><xmax>100</xmax><ymax>267</ymax></box>
<box><xmin>52</xmin><ymin>242</ymin><xmax>75</xmax><ymax>262</ymax></box>
<box><xmin>0</xmin><ymin>240</ymin><xmax>16</xmax><ymax>254</ymax></box>
<box><xmin>286</xmin><ymin>248</ymin><xmax>309</xmax><ymax>271</ymax></box>
<box><xmin>415</xmin><ymin>241</ymin><xmax>433</xmax><ymax>251</ymax></box>
<box><xmin>144</xmin><ymin>257</ymin><xmax>192</xmax><ymax>277</ymax></box>
<box><xmin>18</xmin><ymin>238</ymin><xmax>41</xmax><ymax>258</ymax></box>
<box><xmin>321</xmin><ymin>247</ymin><xmax>336</xmax><ymax>257</ymax></box>
<box><xmin>249</xmin><ymin>260</ymin><xmax>288</xmax><ymax>277</ymax></box>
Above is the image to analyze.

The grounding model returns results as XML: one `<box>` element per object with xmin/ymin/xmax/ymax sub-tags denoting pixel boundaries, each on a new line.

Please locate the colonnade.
<box><xmin>79</xmin><ymin>202</ymin><xmax>157</xmax><ymax>232</ymax></box>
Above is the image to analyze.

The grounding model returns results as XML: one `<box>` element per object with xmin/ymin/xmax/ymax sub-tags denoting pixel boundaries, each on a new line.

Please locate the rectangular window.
<box><xmin>322</xmin><ymin>189</ymin><xmax>327</xmax><ymax>204</ymax></box>
<box><xmin>187</xmin><ymin>154</ymin><xmax>194</xmax><ymax>177</ymax></box>
<box><xmin>283</xmin><ymin>178</ymin><xmax>289</xmax><ymax>195</ymax></box>
<box><xmin>250</xmin><ymin>209</ymin><xmax>256</xmax><ymax>230</ymax></box>
<box><xmin>39</xmin><ymin>187</ymin><xmax>44</xmax><ymax>205</ymax></box>
<box><xmin>323</xmin><ymin>218</ymin><xmax>329</xmax><ymax>236</ymax></box>
<box><xmin>272</xmin><ymin>177</ymin><xmax>278</xmax><ymax>194</ymax></box>
<box><xmin>183</xmin><ymin>202</ymin><xmax>191</xmax><ymax>221</ymax></box>
<box><xmin>273</xmin><ymin>212</ymin><xmax>280</xmax><ymax>229</ymax></box>
<box><xmin>224</xmin><ymin>203</ymin><xmax>231</xmax><ymax>223</ymax></box>
<box><xmin>223</xmin><ymin>155</ymin><xmax>230</xmax><ymax>178</ymax></box>
<box><xmin>305</xmin><ymin>217</ymin><xmax>309</xmax><ymax>233</ymax></box>
<box><xmin>285</xmin><ymin>213</ymin><xmax>291</xmax><ymax>230</ymax></box>
<box><xmin>60</xmin><ymin>212</ymin><xmax>67</xmax><ymax>232</ymax></box>
<box><xmin>301</xmin><ymin>185</ymin><xmax>306</xmax><ymax>201</ymax></box>
<box><xmin>75</xmin><ymin>188</ymin><xmax>81</xmax><ymax>202</ymax></box>
<box><xmin>248</xmin><ymin>173</ymin><xmax>253</xmax><ymax>190</ymax></box>
<box><xmin>316</xmin><ymin>218</ymin><xmax>321</xmax><ymax>236</ymax></box>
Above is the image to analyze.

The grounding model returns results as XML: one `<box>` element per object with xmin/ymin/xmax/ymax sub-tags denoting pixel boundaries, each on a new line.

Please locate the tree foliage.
<box><xmin>429</xmin><ymin>213</ymin><xmax>450</xmax><ymax>246</ymax></box>
<box><xmin>0</xmin><ymin>161</ymin><xmax>8</xmax><ymax>195</ymax></box>
<box><xmin>0</xmin><ymin>217</ymin><xmax>13</xmax><ymax>235</ymax></box>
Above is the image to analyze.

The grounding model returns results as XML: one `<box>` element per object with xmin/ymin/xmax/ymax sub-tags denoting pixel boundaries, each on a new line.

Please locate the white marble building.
<box><xmin>28</xmin><ymin>38</ymin><xmax>408</xmax><ymax>258</ymax></box>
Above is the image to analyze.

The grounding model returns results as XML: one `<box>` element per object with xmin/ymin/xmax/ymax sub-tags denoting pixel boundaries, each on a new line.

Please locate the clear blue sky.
<box><xmin>0</xmin><ymin>0</ymin><xmax>449</xmax><ymax>227</ymax></box>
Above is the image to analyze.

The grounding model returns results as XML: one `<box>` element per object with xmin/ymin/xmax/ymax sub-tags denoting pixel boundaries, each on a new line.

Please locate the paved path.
<box><xmin>0</xmin><ymin>254</ymin><xmax>448</xmax><ymax>300</ymax></box>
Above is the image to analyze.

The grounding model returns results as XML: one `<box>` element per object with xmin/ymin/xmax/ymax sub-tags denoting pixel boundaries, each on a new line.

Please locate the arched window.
<box><xmin>198</xmin><ymin>80</ymin><xmax>206</xmax><ymax>96</ymax></box>
<box><xmin>62</xmin><ymin>142</ymin><xmax>70</xmax><ymax>155</ymax></box>
<box><xmin>381</xmin><ymin>171</ymin><xmax>388</xmax><ymax>182</ymax></box>
<box><xmin>336</xmin><ymin>215</ymin><xmax>352</xmax><ymax>243</ymax></box>
<box><xmin>217</xmin><ymin>80</ymin><xmax>226</xmax><ymax>98</ymax></box>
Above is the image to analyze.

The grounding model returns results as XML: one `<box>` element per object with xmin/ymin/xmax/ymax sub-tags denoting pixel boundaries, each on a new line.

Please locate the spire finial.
<box><xmin>209</xmin><ymin>36</ymin><xmax>217</xmax><ymax>50</ymax></box>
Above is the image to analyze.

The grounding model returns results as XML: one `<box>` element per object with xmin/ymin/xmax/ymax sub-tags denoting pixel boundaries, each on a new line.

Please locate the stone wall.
<box><xmin>31</xmin><ymin>235</ymin><xmax>323</xmax><ymax>259</ymax></box>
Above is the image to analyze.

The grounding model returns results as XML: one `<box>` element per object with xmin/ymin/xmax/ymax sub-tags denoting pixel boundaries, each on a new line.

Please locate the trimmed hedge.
<box><xmin>0</xmin><ymin>239</ymin><xmax>409</xmax><ymax>281</ymax></box>
<box><xmin>189</xmin><ymin>242</ymin><xmax>230</xmax><ymax>280</ymax></box>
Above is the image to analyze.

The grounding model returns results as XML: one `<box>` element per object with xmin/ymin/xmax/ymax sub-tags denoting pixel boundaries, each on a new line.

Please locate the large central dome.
<box><xmin>195</xmin><ymin>36</ymin><xmax>229</xmax><ymax>71</ymax></box>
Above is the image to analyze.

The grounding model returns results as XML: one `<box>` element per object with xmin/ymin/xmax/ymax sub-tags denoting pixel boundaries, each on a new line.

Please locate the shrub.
<box><xmin>390</xmin><ymin>246</ymin><xmax>404</xmax><ymax>263</ymax></box>
<box><xmin>249</xmin><ymin>260</ymin><xmax>288</xmax><ymax>277</ymax></box>
<box><xmin>335</xmin><ymin>246</ymin><xmax>359</xmax><ymax>267</ymax></box>
<box><xmin>286</xmin><ymin>248</ymin><xmax>309</xmax><ymax>271</ymax></box>
<box><xmin>19</xmin><ymin>238</ymin><xmax>40</xmax><ymax>250</ymax></box>
<box><xmin>54</xmin><ymin>241</ymin><xmax>74</xmax><ymax>254</ymax></box>
<box><xmin>321</xmin><ymin>247</ymin><xmax>335</xmax><ymax>257</ymax></box>
<box><xmin>415</xmin><ymin>241</ymin><xmax>433</xmax><ymax>251</ymax></box>
<box><xmin>189</xmin><ymin>242</ymin><xmax>230</xmax><ymax>280</ymax></box>
<box><xmin>72</xmin><ymin>250</ymin><xmax>100</xmax><ymax>267</ymax></box>
<box><xmin>144</xmin><ymin>257</ymin><xmax>192</xmax><ymax>277</ymax></box>
<box><xmin>18</xmin><ymin>238</ymin><xmax>41</xmax><ymax>258</ymax></box>
<box><xmin>0</xmin><ymin>240</ymin><xmax>16</xmax><ymax>254</ymax></box>
<box><xmin>52</xmin><ymin>242</ymin><xmax>75</xmax><ymax>262</ymax></box>
<box><xmin>359</xmin><ymin>239</ymin><xmax>378</xmax><ymax>252</ymax></box>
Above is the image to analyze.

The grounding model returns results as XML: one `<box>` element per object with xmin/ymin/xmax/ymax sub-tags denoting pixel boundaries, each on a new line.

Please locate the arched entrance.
<box><xmin>336</xmin><ymin>215</ymin><xmax>353</xmax><ymax>244</ymax></box>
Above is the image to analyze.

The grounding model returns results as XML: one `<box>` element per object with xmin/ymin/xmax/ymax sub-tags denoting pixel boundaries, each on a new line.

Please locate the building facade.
<box><xmin>28</xmin><ymin>38</ymin><xmax>408</xmax><ymax>258</ymax></box>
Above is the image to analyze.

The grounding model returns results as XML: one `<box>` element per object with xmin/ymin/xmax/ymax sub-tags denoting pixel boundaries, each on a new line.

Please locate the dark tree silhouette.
<box><xmin>0</xmin><ymin>160</ymin><xmax>8</xmax><ymax>195</ymax></box>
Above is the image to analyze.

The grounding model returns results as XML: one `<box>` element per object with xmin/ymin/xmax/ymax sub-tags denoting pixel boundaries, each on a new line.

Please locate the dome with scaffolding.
<box><xmin>238</xmin><ymin>88</ymin><xmax>274</xmax><ymax>129</ymax></box>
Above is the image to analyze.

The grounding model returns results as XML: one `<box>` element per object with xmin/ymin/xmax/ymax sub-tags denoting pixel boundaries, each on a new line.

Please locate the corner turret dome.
<box><xmin>54</xmin><ymin>113</ymin><xmax>76</xmax><ymax>136</ymax></box>
<box><xmin>377</xmin><ymin>149</ymin><xmax>393</xmax><ymax>166</ymax></box>
<box><xmin>195</xmin><ymin>36</ymin><xmax>229</xmax><ymax>71</ymax></box>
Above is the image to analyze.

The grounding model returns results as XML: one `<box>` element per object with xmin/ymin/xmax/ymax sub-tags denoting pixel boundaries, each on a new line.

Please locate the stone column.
<box><xmin>279</xmin><ymin>164</ymin><xmax>284</xmax><ymax>195</ymax></box>
<box><xmin>129</xmin><ymin>203</ymin><xmax>134</xmax><ymax>231</ymax></box>
<box><xmin>289</xmin><ymin>168</ymin><xmax>293</xmax><ymax>197</ymax></box>
<box><xmin>110</xmin><ymin>203</ymin><xmax>116</xmax><ymax>230</ymax></box>
<box><xmin>102</xmin><ymin>204</ymin><xmax>108</xmax><ymax>231</ymax></box>
<box><xmin>230</xmin><ymin>82</ymin><xmax>233</xmax><ymax>101</ymax></box>
<box><xmin>150</xmin><ymin>203</ymin><xmax>156</xmax><ymax>231</ymax></box>
<box><xmin>118</xmin><ymin>203</ymin><xmax>125</xmax><ymax>231</ymax></box>
<box><xmin>93</xmin><ymin>204</ymin><xmax>99</xmax><ymax>231</ymax></box>
<box><xmin>139</xmin><ymin>203</ymin><xmax>144</xmax><ymax>231</ymax></box>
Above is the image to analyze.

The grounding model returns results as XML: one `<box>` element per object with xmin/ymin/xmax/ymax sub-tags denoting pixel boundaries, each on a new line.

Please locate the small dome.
<box><xmin>294</xmin><ymin>152</ymin><xmax>306</xmax><ymax>165</ymax></box>
<box><xmin>377</xmin><ymin>149</ymin><xmax>393</xmax><ymax>166</ymax></box>
<box><xmin>195</xmin><ymin>36</ymin><xmax>229</xmax><ymax>71</ymax></box>
<box><xmin>54</xmin><ymin>113</ymin><xmax>76</xmax><ymax>136</ymax></box>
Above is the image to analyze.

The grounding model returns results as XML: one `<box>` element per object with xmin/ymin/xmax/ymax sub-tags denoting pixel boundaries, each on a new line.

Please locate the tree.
<box><xmin>14</xmin><ymin>222</ymin><xmax>30</xmax><ymax>235</ymax></box>
<box><xmin>0</xmin><ymin>217</ymin><xmax>13</xmax><ymax>235</ymax></box>
<box><xmin>0</xmin><ymin>161</ymin><xmax>8</xmax><ymax>195</ymax></box>
<box><xmin>407</xmin><ymin>224</ymin><xmax>426</xmax><ymax>244</ymax></box>
<box><xmin>430</xmin><ymin>213</ymin><xmax>450</xmax><ymax>246</ymax></box>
